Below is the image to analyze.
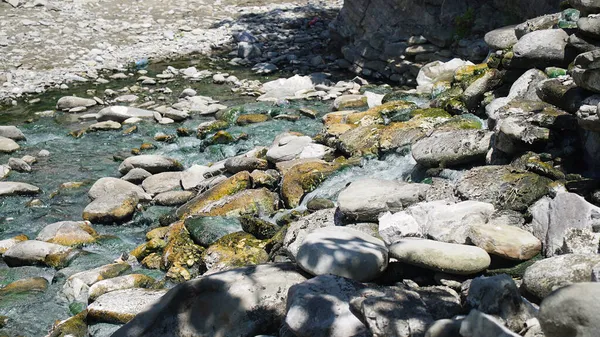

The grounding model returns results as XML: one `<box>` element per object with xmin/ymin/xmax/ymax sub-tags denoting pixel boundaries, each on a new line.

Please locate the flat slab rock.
<box><xmin>389</xmin><ymin>239</ymin><xmax>491</xmax><ymax>275</ymax></box>
<box><xmin>2</xmin><ymin>240</ymin><xmax>75</xmax><ymax>268</ymax></box>
<box><xmin>296</xmin><ymin>226</ymin><xmax>388</xmax><ymax>282</ymax></box>
<box><xmin>0</xmin><ymin>181</ymin><xmax>40</xmax><ymax>196</ymax></box>
<box><xmin>88</xmin><ymin>288</ymin><xmax>168</xmax><ymax>324</ymax></box>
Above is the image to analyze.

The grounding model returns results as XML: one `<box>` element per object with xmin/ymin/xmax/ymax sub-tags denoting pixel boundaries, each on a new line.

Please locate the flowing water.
<box><xmin>0</xmin><ymin>57</ymin><xmax>418</xmax><ymax>336</ymax></box>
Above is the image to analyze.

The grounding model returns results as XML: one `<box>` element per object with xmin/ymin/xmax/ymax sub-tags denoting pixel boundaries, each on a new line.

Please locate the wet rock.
<box><xmin>0</xmin><ymin>277</ymin><xmax>48</xmax><ymax>297</ymax></box>
<box><xmin>468</xmin><ymin>224</ymin><xmax>542</xmax><ymax>260</ymax></box>
<box><xmin>8</xmin><ymin>157</ymin><xmax>31</xmax><ymax>172</ymax></box>
<box><xmin>187</xmin><ymin>188</ymin><xmax>279</xmax><ymax>218</ymax></box>
<box><xmin>88</xmin><ymin>288</ymin><xmax>168</xmax><ymax>324</ymax></box>
<box><xmin>278</xmin><ymin>159</ymin><xmax>344</xmax><ymax>208</ymax></box>
<box><xmin>465</xmin><ymin>275</ymin><xmax>536</xmax><ymax>332</ymax></box>
<box><xmin>522</xmin><ymin>254</ymin><xmax>600</xmax><ymax>299</ymax></box>
<box><xmin>153</xmin><ymin>190</ymin><xmax>194</xmax><ymax>206</ymax></box>
<box><xmin>0</xmin><ymin>181</ymin><xmax>40</xmax><ymax>196</ymax></box>
<box><xmin>121</xmin><ymin>167</ymin><xmax>152</xmax><ymax>184</ymax></box>
<box><xmin>296</xmin><ymin>226</ymin><xmax>388</xmax><ymax>282</ymax></box>
<box><xmin>508</xmin><ymin>69</ymin><xmax>547</xmax><ymax>101</ymax></box>
<box><xmin>36</xmin><ymin>221</ymin><xmax>97</xmax><ymax>246</ymax></box>
<box><xmin>511</xmin><ymin>29</ymin><xmax>570</xmax><ymax>68</ymax></box>
<box><xmin>0</xmin><ymin>136</ymin><xmax>20</xmax><ymax>153</ymax></box>
<box><xmin>82</xmin><ymin>193</ymin><xmax>139</xmax><ymax>224</ymax></box>
<box><xmin>338</xmin><ymin>178</ymin><xmax>430</xmax><ymax>222</ymax></box>
<box><xmin>266</xmin><ymin>133</ymin><xmax>333</xmax><ymax>163</ymax></box>
<box><xmin>176</xmin><ymin>171</ymin><xmax>251</xmax><ymax>218</ymax></box>
<box><xmin>412</xmin><ymin>130</ymin><xmax>491</xmax><ymax>168</ymax></box>
<box><xmin>456</xmin><ymin>165</ymin><xmax>551</xmax><ymax>211</ymax></box>
<box><xmin>529</xmin><ymin>192</ymin><xmax>600</xmax><ymax>257</ymax></box>
<box><xmin>236</xmin><ymin>114</ymin><xmax>269</xmax><ymax>125</ymax></box>
<box><xmin>538</xmin><ymin>282</ymin><xmax>600</xmax><ymax>337</ymax></box>
<box><xmin>202</xmin><ymin>232</ymin><xmax>268</xmax><ymax>274</ymax></box>
<box><xmin>141</xmin><ymin>172</ymin><xmax>182</xmax><ymax>195</ymax></box>
<box><xmin>240</xmin><ymin>216</ymin><xmax>279</xmax><ymax>240</ymax></box>
<box><xmin>62</xmin><ymin>262</ymin><xmax>132</xmax><ymax>303</ymax></box>
<box><xmin>224</xmin><ymin>156</ymin><xmax>268</xmax><ymax>174</ymax></box>
<box><xmin>56</xmin><ymin>96</ymin><xmax>97</xmax><ymax>111</ymax></box>
<box><xmin>0</xmin><ymin>125</ymin><xmax>25</xmax><ymax>141</ymax></box>
<box><xmin>89</xmin><ymin>274</ymin><xmax>156</xmax><ymax>301</ymax></box>
<box><xmin>306</xmin><ymin>198</ymin><xmax>335</xmax><ymax>212</ymax></box>
<box><xmin>284</xmin><ymin>274</ymin><xmax>369</xmax><ymax>337</ymax></box>
<box><xmin>97</xmin><ymin>106</ymin><xmax>155</xmax><ymax>123</ymax></box>
<box><xmin>118</xmin><ymin>154</ymin><xmax>183</xmax><ymax>174</ymax></box>
<box><xmin>0</xmin><ymin>234</ymin><xmax>27</xmax><ymax>254</ymax></box>
<box><xmin>389</xmin><ymin>238</ymin><xmax>491</xmax><ymax>275</ymax></box>
<box><xmin>45</xmin><ymin>311</ymin><xmax>87</xmax><ymax>337</ymax></box>
<box><xmin>3</xmin><ymin>240</ymin><xmax>75</xmax><ymax>268</ymax></box>
<box><xmin>88</xmin><ymin>120</ymin><xmax>122</xmax><ymax>131</ymax></box>
<box><xmin>112</xmin><ymin>263</ymin><xmax>307</xmax><ymax>337</ymax></box>
<box><xmin>88</xmin><ymin>177</ymin><xmax>150</xmax><ymax>201</ymax></box>
<box><xmin>185</xmin><ymin>216</ymin><xmax>243</xmax><ymax>247</ymax></box>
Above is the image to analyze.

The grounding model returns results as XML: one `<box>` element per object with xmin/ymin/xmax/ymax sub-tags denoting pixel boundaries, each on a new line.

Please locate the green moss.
<box><xmin>196</xmin><ymin>120</ymin><xmax>229</xmax><ymax>139</ymax></box>
<box><xmin>411</xmin><ymin>108</ymin><xmax>452</xmax><ymax>119</ymax></box>
<box><xmin>202</xmin><ymin>232</ymin><xmax>269</xmax><ymax>270</ymax></box>
<box><xmin>454</xmin><ymin>7</ymin><xmax>475</xmax><ymax>38</ymax></box>
<box><xmin>486</xmin><ymin>254</ymin><xmax>543</xmax><ymax>278</ymax></box>
<box><xmin>217</xmin><ymin>106</ymin><xmax>243</xmax><ymax>124</ymax></box>
<box><xmin>438</xmin><ymin>114</ymin><xmax>483</xmax><ymax>130</ymax></box>
<box><xmin>240</xmin><ymin>216</ymin><xmax>280</xmax><ymax>240</ymax></box>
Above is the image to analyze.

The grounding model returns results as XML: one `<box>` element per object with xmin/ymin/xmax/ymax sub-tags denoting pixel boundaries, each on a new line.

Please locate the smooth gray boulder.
<box><xmin>121</xmin><ymin>168</ymin><xmax>152</xmax><ymax>184</ymax></box>
<box><xmin>0</xmin><ymin>181</ymin><xmax>40</xmax><ymax>196</ymax></box>
<box><xmin>141</xmin><ymin>172</ymin><xmax>182</xmax><ymax>195</ymax></box>
<box><xmin>224</xmin><ymin>156</ymin><xmax>268</xmax><ymax>174</ymax></box>
<box><xmin>153</xmin><ymin>190</ymin><xmax>194</xmax><ymax>206</ymax></box>
<box><xmin>97</xmin><ymin>106</ymin><xmax>155</xmax><ymax>123</ymax></box>
<box><xmin>184</xmin><ymin>216</ymin><xmax>243</xmax><ymax>247</ymax></box>
<box><xmin>468</xmin><ymin>223</ymin><xmax>542</xmax><ymax>261</ymax></box>
<box><xmin>538</xmin><ymin>282</ymin><xmax>600</xmax><ymax>337</ymax></box>
<box><xmin>88</xmin><ymin>177</ymin><xmax>151</xmax><ymax>201</ymax></box>
<box><xmin>0</xmin><ymin>136</ymin><xmax>19</xmax><ymax>153</ymax></box>
<box><xmin>8</xmin><ymin>157</ymin><xmax>31</xmax><ymax>172</ymax></box>
<box><xmin>411</xmin><ymin>130</ymin><xmax>492</xmax><ymax>168</ymax></box>
<box><xmin>337</xmin><ymin>179</ymin><xmax>430</xmax><ymax>222</ymax></box>
<box><xmin>484</xmin><ymin>25</ymin><xmax>518</xmax><ymax>50</ymax></box>
<box><xmin>389</xmin><ymin>239</ymin><xmax>491</xmax><ymax>275</ymax></box>
<box><xmin>578</xmin><ymin>15</ymin><xmax>600</xmax><ymax>40</ymax></box>
<box><xmin>112</xmin><ymin>263</ymin><xmax>308</xmax><ymax>337</ymax></box>
<box><xmin>2</xmin><ymin>240</ymin><xmax>75</xmax><ymax>268</ymax></box>
<box><xmin>572</xmin><ymin>49</ymin><xmax>600</xmax><ymax>93</ymax></box>
<box><xmin>82</xmin><ymin>193</ymin><xmax>139</xmax><ymax>224</ymax></box>
<box><xmin>0</xmin><ymin>125</ymin><xmax>26</xmax><ymax>141</ymax></box>
<box><xmin>56</xmin><ymin>96</ymin><xmax>97</xmax><ymax>111</ymax></box>
<box><xmin>88</xmin><ymin>288</ymin><xmax>168</xmax><ymax>324</ymax></box>
<box><xmin>529</xmin><ymin>192</ymin><xmax>600</xmax><ymax>257</ymax></box>
<box><xmin>284</xmin><ymin>274</ymin><xmax>369</xmax><ymax>337</ymax></box>
<box><xmin>512</xmin><ymin>29</ymin><xmax>570</xmax><ymax>68</ymax></box>
<box><xmin>296</xmin><ymin>226</ymin><xmax>388</xmax><ymax>282</ymax></box>
<box><xmin>284</xmin><ymin>208</ymin><xmax>336</xmax><ymax>259</ymax></box>
<box><xmin>118</xmin><ymin>155</ymin><xmax>183</xmax><ymax>174</ymax></box>
<box><xmin>522</xmin><ymin>254</ymin><xmax>600</xmax><ymax>299</ymax></box>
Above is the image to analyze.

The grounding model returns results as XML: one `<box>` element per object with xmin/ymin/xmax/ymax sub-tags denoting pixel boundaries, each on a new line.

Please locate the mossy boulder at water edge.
<box><xmin>184</xmin><ymin>216</ymin><xmax>243</xmax><ymax>247</ymax></box>
<box><xmin>176</xmin><ymin>171</ymin><xmax>251</xmax><ymax>218</ymax></box>
<box><xmin>240</xmin><ymin>216</ymin><xmax>280</xmax><ymax>240</ymax></box>
<box><xmin>161</xmin><ymin>221</ymin><xmax>205</xmax><ymax>282</ymax></box>
<box><xmin>202</xmin><ymin>232</ymin><xmax>269</xmax><ymax>274</ymax></box>
<box><xmin>46</xmin><ymin>310</ymin><xmax>88</xmax><ymax>337</ymax></box>
<box><xmin>36</xmin><ymin>221</ymin><xmax>98</xmax><ymax>247</ymax></box>
<box><xmin>196</xmin><ymin>120</ymin><xmax>230</xmax><ymax>139</ymax></box>
<box><xmin>277</xmin><ymin>159</ymin><xmax>348</xmax><ymax>208</ymax></box>
<box><xmin>187</xmin><ymin>188</ymin><xmax>280</xmax><ymax>218</ymax></box>
<box><xmin>456</xmin><ymin>165</ymin><xmax>552</xmax><ymax>211</ymax></box>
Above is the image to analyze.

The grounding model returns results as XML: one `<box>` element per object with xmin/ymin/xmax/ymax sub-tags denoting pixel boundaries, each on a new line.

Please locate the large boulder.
<box><xmin>56</xmin><ymin>96</ymin><xmax>97</xmax><ymax>111</ymax></box>
<box><xmin>571</xmin><ymin>0</ymin><xmax>600</xmax><ymax>15</ymax></box>
<box><xmin>184</xmin><ymin>216</ymin><xmax>243</xmax><ymax>247</ymax></box>
<box><xmin>0</xmin><ymin>136</ymin><xmax>20</xmax><ymax>153</ymax></box>
<box><xmin>337</xmin><ymin>179</ymin><xmax>430</xmax><ymax>222</ymax></box>
<box><xmin>141</xmin><ymin>172</ymin><xmax>182</xmax><ymax>195</ymax></box>
<box><xmin>529</xmin><ymin>192</ymin><xmax>600</xmax><ymax>257</ymax></box>
<box><xmin>411</xmin><ymin>130</ymin><xmax>492</xmax><ymax>168</ymax></box>
<box><xmin>0</xmin><ymin>181</ymin><xmax>40</xmax><ymax>196</ymax></box>
<box><xmin>88</xmin><ymin>288</ymin><xmax>168</xmax><ymax>324</ymax></box>
<box><xmin>522</xmin><ymin>254</ymin><xmax>600</xmax><ymax>299</ymax></box>
<box><xmin>118</xmin><ymin>155</ymin><xmax>183</xmax><ymax>175</ymax></box>
<box><xmin>2</xmin><ymin>240</ymin><xmax>76</xmax><ymax>268</ymax></box>
<box><xmin>278</xmin><ymin>159</ymin><xmax>343</xmax><ymax>208</ymax></box>
<box><xmin>456</xmin><ymin>165</ymin><xmax>551</xmax><ymax>211</ymax></box>
<box><xmin>88</xmin><ymin>177</ymin><xmax>151</xmax><ymax>201</ymax></box>
<box><xmin>97</xmin><ymin>106</ymin><xmax>155</xmax><ymax>123</ymax></box>
<box><xmin>112</xmin><ymin>263</ymin><xmax>308</xmax><ymax>337</ymax></box>
<box><xmin>284</xmin><ymin>208</ymin><xmax>337</xmax><ymax>259</ymax></box>
<box><xmin>284</xmin><ymin>274</ymin><xmax>369</xmax><ymax>337</ymax></box>
<box><xmin>538</xmin><ymin>283</ymin><xmax>600</xmax><ymax>337</ymax></box>
<box><xmin>0</xmin><ymin>125</ymin><xmax>26</xmax><ymax>141</ymax></box>
<box><xmin>35</xmin><ymin>221</ymin><xmax>97</xmax><ymax>246</ymax></box>
<box><xmin>511</xmin><ymin>29</ymin><xmax>571</xmax><ymax>68</ymax></box>
<box><xmin>572</xmin><ymin>49</ymin><xmax>600</xmax><ymax>93</ymax></box>
<box><xmin>82</xmin><ymin>193</ymin><xmax>139</xmax><ymax>224</ymax></box>
<box><xmin>179</xmin><ymin>188</ymin><xmax>279</xmax><ymax>218</ymax></box>
<box><xmin>468</xmin><ymin>224</ymin><xmax>542</xmax><ymax>261</ymax></box>
<box><xmin>296</xmin><ymin>226</ymin><xmax>388</xmax><ymax>282</ymax></box>
<box><xmin>389</xmin><ymin>239</ymin><xmax>491</xmax><ymax>275</ymax></box>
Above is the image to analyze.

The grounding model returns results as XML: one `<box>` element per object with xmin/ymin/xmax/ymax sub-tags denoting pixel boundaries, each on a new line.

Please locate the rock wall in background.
<box><xmin>329</xmin><ymin>0</ymin><xmax>563</xmax><ymax>84</ymax></box>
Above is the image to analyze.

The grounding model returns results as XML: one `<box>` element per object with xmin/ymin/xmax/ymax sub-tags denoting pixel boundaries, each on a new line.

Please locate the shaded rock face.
<box><xmin>329</xmin><ymin>0</ymin><xmax>561</xmax><ymax>81</ymax></box>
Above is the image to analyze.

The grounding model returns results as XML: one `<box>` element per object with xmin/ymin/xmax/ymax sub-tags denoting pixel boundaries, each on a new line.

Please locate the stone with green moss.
<box><xmin>454</xmin><ymin>63</ymin><xmax>489</xmax><ymax>84</ymax></box>
<box><xmin>456</xmin><ymin>165</ymin><xmax>552</xmax><ymax>211</ymax></box>
<box><xmin>334</xmin><ymin>95</ymin><xmax>368</xmax><ymax>111</ymax></box>
<box><xmin>184</xmin><ymin>216</ymin><xmax>243</xmax><ymax>247</ymax></box>
<box><xmin>411</xmin><ymin>108</ymin><xmax>452</xmax><ymax>119</ymax></box>
<box><xmin>89</xmin><ymin>274</ymin><xmax>157</xmax><ymax>301</ymax></box>
<box><xmin>512</xmin><ymin>152</ymin><xmax>566</xmax><ymax>180</ymax></box>
<box><xmin>176</xmin><ymin>171</ymin><xmax>251</xmax><ymax>218</ymax></box>
<box><xmin>202</xmin><ymin>232</ymin><xmax>269</xmax><ymax>273</ymax></box>
<box><xmin>46</xmin><ymin>310</ymin><xmax>87</xmax><ymax>337</ymax></box>
<box><xmin>217</xmin><ymin>106</ymin><xmax>243</xmax><ymax>124</ymax></box>
<box><xmin>0</xmin><ymin>277</ymin><xmax>48</xmax><ymax>297</ymax></box>
<box><xmin>437</xmin><ymin>114</ymin><xmax>483</xmax><ymax>130</ymax></box>
<box><xmin>306</xmin><ymin>198</ymin><xmax>335</xmax><ymax>212</ymax></box>
<box><xmin>196</xmin><ymin>120</ymin><xmax>229</xmax><ymax>139</ymax></box>
<box><xmin>88</xmin><ymin>288</ymin><xmax>168</xmax><ymax>324</ymax></box>
<box><xmin>250</xmin><ymin>169</ymin><xmax>280</xmax><ymax>188</ymax></box>
<box><xmin>187</xmin><ymin>188</ymin><xmax>280</xmax><ymax>218</ymax></box>
<box><xmin>208</xmin><ymin>131</ymin><xmax>235</xmax><ymax>145</ymax></box>
<box><xmin>337</xmin><ymin>124</ymin><xmax>384</xmax><ymax>157</ymax></box>
<box><xmin>236</xmin><ymin>114</ymin><xmax>270</xmax><ymax>125</ymax></box>
<box><xmin>160</xmin><ymin>221</ymin><xmax>204</xmax><ymax>281</ymax></box>
<box><xmin>36</xmin><ymin>221</ymin><xmax>98</xmax><ymax>247</ymax></box>
<box><xmin>240</xmin><ymin>216</ymin><xmax>280</xmax><ymax>239</ymax></box>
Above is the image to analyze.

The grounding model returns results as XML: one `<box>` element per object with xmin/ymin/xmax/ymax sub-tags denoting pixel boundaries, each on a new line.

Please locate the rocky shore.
<box><xmin>2</xmin><ymin>0</ymin><xmax>600</xmax><ymax>336</ymax></box>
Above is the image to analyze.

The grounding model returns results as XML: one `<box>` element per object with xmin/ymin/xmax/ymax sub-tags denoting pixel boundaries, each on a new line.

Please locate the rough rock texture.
<box><xmin>411</xmin><ymin>130</ymin><xmax>492</xmax><ymax>168</ymax></box>
<box><xmin>112</xmin><ymin>263</ymin><xmax>307</xmax><ymax>337</ymax></box>
<box><xmin>88</xmin><ymin>288</ymin><xmax>168</xmax><ymax>324</ymax></box>
<box><xmin>330</xmin><ymin>0</ymin><xmax>562</xmax><ymax>80</ymax></box>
